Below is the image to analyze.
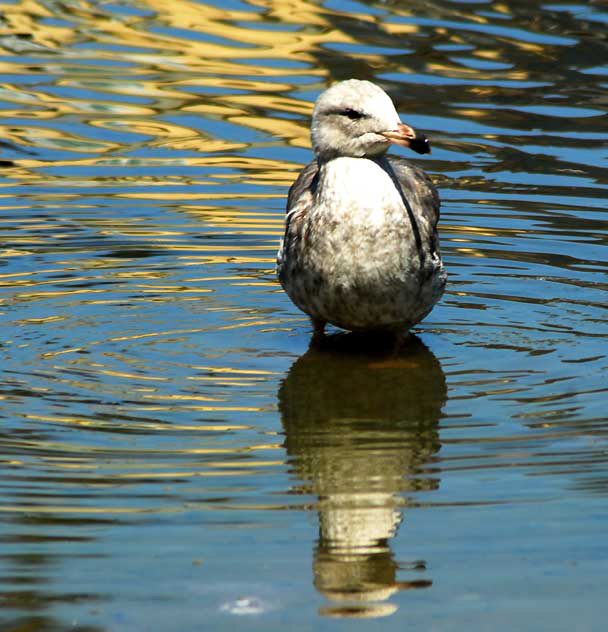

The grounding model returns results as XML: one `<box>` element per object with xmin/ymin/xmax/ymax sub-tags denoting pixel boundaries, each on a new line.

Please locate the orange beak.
<box><xmin>382</xmin><ymin>122</ymin><xmax>431</xmax><ymax>155</ymax></box>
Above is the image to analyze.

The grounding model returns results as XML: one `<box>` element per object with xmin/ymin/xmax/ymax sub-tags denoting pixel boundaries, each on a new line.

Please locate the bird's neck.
<box><xmin>317</xmin><ymin>152</ymin><xmax>387</xmax><ymax>174</ymax></box>
<box><xmin>317</xmin><ymin>154</ymin><xmax>390</xmax><ymax>187</ymax></box>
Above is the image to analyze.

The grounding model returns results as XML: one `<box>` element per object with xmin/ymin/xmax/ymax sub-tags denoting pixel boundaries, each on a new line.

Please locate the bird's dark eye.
<box><xmin>339</xmin><ymin>108</ymin><xmax>364</xmax><ymax>120</ymax></box>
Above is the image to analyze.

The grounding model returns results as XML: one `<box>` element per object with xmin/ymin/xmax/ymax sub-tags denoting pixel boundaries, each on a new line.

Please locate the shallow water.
<box><xmin>0</xmin><ymin>0</ymin><xmax>607</xmax><ymax>629</ymax></box>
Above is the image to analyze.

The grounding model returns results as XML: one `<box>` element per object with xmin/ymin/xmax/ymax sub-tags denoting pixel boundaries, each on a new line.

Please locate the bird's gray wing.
<box><xmin>386</xmin><ymin>156</ymin><xmax>440</xmax><ymax>229</ymax></box>
<box><xmin>277</xmin><ymin>160</ymin><xmax>319</xmax><ymax>274</ymax></box>
<box><xmin>384</xmin><ymin>156</ymin><xmax>442</xmax><ymax>266</ymax></box>
<box><xmin>286</xmin><ymin>160</ymin><xmax>319</xmax><ymax>212</ymax></box>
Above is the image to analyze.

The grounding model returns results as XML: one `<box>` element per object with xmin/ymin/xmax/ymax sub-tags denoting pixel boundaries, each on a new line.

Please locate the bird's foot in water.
<box><xmin>310</xmin><ymin>319</ymin><xmax>326</xmax><ymax>345</ymax></box>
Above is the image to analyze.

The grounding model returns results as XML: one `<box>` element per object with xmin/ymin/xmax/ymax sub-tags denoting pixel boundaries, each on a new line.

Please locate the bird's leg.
<box><xmin>310</xmin><ymin>318</ymin><xmax>326</xmax><ymax>344</ymax></box>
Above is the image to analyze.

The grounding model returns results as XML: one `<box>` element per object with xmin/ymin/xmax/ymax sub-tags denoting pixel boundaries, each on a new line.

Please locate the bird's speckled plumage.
<box><xmin>277</xmin><ymin>79</ymin><xmax>446</xmax><ymax>336</ymax></box>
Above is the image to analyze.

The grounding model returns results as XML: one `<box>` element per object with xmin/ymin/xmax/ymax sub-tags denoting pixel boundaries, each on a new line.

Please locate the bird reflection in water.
<box><xmin>278</xmin><ymin>333</ymin><xmax>447</xmax><ymax>618</ymax></box>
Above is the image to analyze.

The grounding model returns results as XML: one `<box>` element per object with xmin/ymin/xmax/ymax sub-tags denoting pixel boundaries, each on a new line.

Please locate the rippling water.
<box><xmin>1</xmin><ymin>0</ymin><xmax>607</xmax><ymax>629</ymax></box>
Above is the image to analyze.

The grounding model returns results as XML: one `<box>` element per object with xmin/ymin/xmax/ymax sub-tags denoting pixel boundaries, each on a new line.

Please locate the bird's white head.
<box><xmin>310</xmin><ymin>79</ymin><xmax>430</xmax><ymax>161</ymax></box>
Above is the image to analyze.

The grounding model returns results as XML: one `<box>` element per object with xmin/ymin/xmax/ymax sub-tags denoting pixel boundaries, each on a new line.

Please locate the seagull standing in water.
<box><xmin>277</xmin><ymin>79</ymin><xmax>446</xmax><ymax>339</ymax></box>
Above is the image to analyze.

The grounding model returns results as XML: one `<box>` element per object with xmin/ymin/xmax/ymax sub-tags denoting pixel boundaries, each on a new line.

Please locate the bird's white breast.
<box><xmin>308</xmin><ymin>156</ymin><xmax>413</xmax><ymax>290</ymax></box>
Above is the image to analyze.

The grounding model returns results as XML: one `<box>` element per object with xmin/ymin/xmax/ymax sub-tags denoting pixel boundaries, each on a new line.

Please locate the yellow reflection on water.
<box><xmin>0</xmin><ymin>124</ymin><xmax>121</xmax><ymax>153</ymax></box>
<box><xmin>0</xmin><ymin>0</ymin><xmax>431</xmax><ymax>160</ymax></box>
<box><xmin>22</xmin><ymin>413</ymin><xmax>252</xmax><ymax>433</ymax></box>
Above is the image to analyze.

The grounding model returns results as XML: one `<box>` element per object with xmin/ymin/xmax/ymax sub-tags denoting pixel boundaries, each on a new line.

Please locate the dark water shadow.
<box><xmin>278</xmin><ymin>334</ymin><xmax>446</xmax><ymax>617</ymax></box>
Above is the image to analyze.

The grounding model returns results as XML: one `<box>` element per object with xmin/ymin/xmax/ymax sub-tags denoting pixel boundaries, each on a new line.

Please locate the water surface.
<box><xmin>0</xmin><ymin>0</ymin><xmax>607</xmax><ymax>630</ymax></box>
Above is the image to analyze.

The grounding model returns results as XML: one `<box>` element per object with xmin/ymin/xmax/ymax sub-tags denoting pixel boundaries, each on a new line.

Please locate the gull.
<box><xmin>277</xmin><ymin>79</ymin><xmax>446</xmax><ymax>339</ymax></box>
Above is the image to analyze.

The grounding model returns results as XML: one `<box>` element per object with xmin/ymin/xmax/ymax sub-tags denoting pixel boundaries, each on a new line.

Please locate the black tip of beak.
<box><xmin>409</xmin><ymin>132</ymin><xmax>431</xmax><ymax>155</ymax></box>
